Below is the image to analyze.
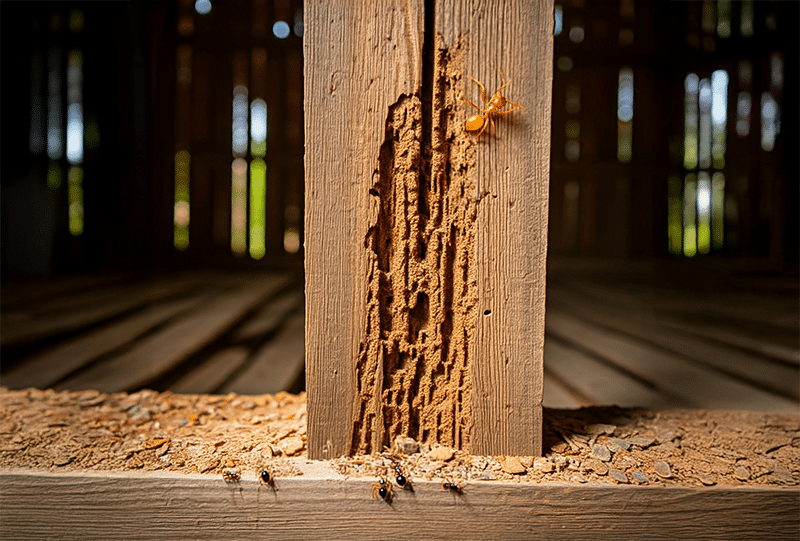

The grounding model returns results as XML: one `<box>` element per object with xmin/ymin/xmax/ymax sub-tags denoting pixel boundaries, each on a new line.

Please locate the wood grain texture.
<box><xmin>305</xmin><ymin>0</ymin><xmax>552</xmax><ymax>457</ymax></box>
<box><xmin>547</xmin><ymin>310</ymin><xmax>799</xmax><ymax>412</ymax></box>
<box><xmin>304</xmin><ymin>0</ymin><xmax>424</xmax><ymax>458</ymax></box>
<box><xmin>54</xmin><ymin>275</ymin><xmax>291</xmax><ymax>393</ymax></box>
<box><xmin>438</xmin><ymin>0</ymin><xmax>553</xmax><ymax>455</ymax></box>
<box><xmin>1</xmin><ymin>296</ymin><xmax>202</xmax><ymax>390</ymax></box>
<box><xmin>222</xmin><ymin>313</ymin><xmax>305</xmax><ymax>394</ymax></box>
<box><xmin>1</xmin><ymin>469</ymin><xmax>797</xmax><ymax>540</ymax></box>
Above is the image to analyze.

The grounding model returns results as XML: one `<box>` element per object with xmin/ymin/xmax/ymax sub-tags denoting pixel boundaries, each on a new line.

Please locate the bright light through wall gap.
<box><xmin>251</xmin><ymin>98</ymin><xmax>267</xmax><ymax>157</ymax></box>
<box><xmin>232</xmin><ymin>86</ymin><xmax>248</xmax><ymax>156</ymax></box>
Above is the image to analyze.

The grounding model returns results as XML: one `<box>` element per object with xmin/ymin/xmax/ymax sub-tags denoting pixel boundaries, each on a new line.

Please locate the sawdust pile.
<box><xmin>1</xmin><ymin>388</ymin><xmax>798</xmax><ymax>488</ymax></box>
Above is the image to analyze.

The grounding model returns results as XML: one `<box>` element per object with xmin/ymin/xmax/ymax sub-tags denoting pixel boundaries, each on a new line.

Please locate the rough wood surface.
<box><xmin>304</xmin><ymin>0</ymin><xmax>427</xmax><ymax>459</ymax></box>
<box><xmin>1</xmin><ymin>469</ymin><xmax>797</xmax><ymax>541</ymax></box>
<box><xmin>305</xmin><ymin>0</ymin><xmax>552</xmax><ymax>458</ymax></box>
<box><xmin>439</xmin><ymin>0</ymin><xmax>553</xmax><ymax>456</ymax></box>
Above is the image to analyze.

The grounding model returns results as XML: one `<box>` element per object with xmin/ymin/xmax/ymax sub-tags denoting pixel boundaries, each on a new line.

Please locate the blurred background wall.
<box><xmin>1</xmin><ymin>0</ymin><xmax>797</xmax><ymax>281</ymax></box>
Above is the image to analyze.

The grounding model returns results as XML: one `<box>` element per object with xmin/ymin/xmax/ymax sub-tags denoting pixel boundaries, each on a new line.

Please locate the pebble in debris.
<box><xmin>698</xmin><ymin>474</ymin><xmax>717</xmax><ymax>486</ymax></box>
<box><xmin>654</xmin><ymin>461</ymin><xmax>673</xmax><ymax>479</ymax></box>
<box><xmin>279</xmin><ymin>436</ymin><xmax>304</xmax><ymax>456</ymax></box>
<box><xmin>393</xmin><ymin>435</ymin><xmax>419</xmax><ymax>455</ymax></box>
<box><xmin>586</xmin><ymin>424</ymin><xmax>616</xmax><ymax>436</ymax></box>
<box><xmin>630</xmin><ymin>471</ymin><xmax>649</xmax><ymax>484</ymax></box>
<box><xmin>655</xmin><ymin>428</ymin><xmax>677</xmax><ymax>444</ymax></box>
<box><xmin>733</xmin><ymin>465</ymin><xmax>751</xmax><ymax>481</ymax></box>
<box><xmin>553</xmin><ymin>456</ymin><xmax>569</xmax><ymax>471</ymax></box>
<box><xmin>481</xmin><ymin>471</ymin><xmax>498</xmax><ymax>481</ymax></box>
<box><xmin>628</xmin><ymin>435</ymin><xmax>655</xmax><ymax>448</ymax></box>
<box><xmin>584</xmin><ymin>458</ymin><xmax>609</xmax><ymax>476</ymax></box>
<box><xmin>770</xmin><ymin>462</ymin><xmax>794</xmax><ymax>484</ymax></box>
<box><xmin>501</xmin><ymin>456</ymin><xmax>527</xmax><ymax>475</ymax></box>
<box><xmin>427</xmin><ymin>446</ymin><xmax>455</xmax><ymax>462</ymax></box>
<box><xmin>52</xmin><ymin>454</ymin><xmax>74</xmax><ymax>467</ymax></box>
<box><xmin>607</xmin><ymin>437</ymin><xmax>632</xmax><ymax>452</ymax></box>
<box><xmin>533</xmin><ymin>457</ymin><xmax>555</xmax><ymax>473</ymax></box>
<box><xmin>591</xmin><ymin>444</ymin><xmax>612</xmax><ymax>462</ymax></box>
<box><xmin>609</xmin><ymin>468</ymin><xmax>629</xmax><ymax>484</ymax></box>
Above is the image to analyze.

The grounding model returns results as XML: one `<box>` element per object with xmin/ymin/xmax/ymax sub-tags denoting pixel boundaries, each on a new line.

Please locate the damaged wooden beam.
<box><xmin>304</xmin><ymin>0</ymin><xmax>553</xmax><ymax>458</ymax></box>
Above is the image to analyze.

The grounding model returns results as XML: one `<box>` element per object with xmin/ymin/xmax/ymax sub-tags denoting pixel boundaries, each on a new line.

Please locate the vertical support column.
<box><xmin>305</xmin><ymin>0</ymin><xmax>552</xmax><ymax>458</ymax></box>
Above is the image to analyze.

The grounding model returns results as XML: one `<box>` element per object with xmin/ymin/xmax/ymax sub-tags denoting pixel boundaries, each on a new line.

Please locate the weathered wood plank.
<box><xmin>0</xmin><ymin>273</ymin><xmax>210</xmax><ymax>349</ymax></box>
<box><xmin>55</xmin><ymin>274</ymin><xmax>292</xmax><ymax>393</ymax></box>
<box><xmin>169</xmin><ymin>346</ymin><xmax>251</xmax><ymax>395</ymax></box>
<box><xmin>222</xmin><ymin>313</ymin><xmax>305</xmax><ymax>395</ymax></box>
<box><xmin>304</xmin><ymin>0</ymin><xmax>425</xmax><ymax>458</ymax></box>
<box><xmin>439</xmin><ymin>0</ymin><xmax>553</xmax><ymax>456</ymax></box>
<box><xmin>542</xmin><ymin>371</ymin><xmax>585</xmax><ymax>408</ymax></box>
<box><xmin>549</xmin><ymin>283</ymin><xmax>800</xmax><ymax>400</ymax></box>
<box><xmin>231</xmin><ymin>288</ymin><xmax>303</xmax><ymax>344</ymax></box>
<box><xmin>1</xmin><ymin>469</ymin><xmax>797</xmax><ymax>540</ymax></box>
<box><xmin>1</xmin><ymin>296</ymin><xmax>203</xmax><ymax>390</ymax></box>
<box><xmin>544</xmin><ymin>340</ymin><xmax>681</xmax><ymax>409</ymax></box>
<box><xmin>547</xmin><ymin>311</ymin><xmax>799</xmax><ymax>411</ymax></box>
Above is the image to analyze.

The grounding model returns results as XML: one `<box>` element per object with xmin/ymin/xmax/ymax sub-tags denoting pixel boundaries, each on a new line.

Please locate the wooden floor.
<box><xmin>1</xmin><ymin>259</ymin><xmax>797</xmax><ymax>412</ymax></box>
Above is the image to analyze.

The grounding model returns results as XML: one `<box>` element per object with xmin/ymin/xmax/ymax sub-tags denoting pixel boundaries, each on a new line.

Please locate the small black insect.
<box><xmin>391</xmin><ymin>460</ymin><xmax>413</xmax><ymax>491</ymax></box>
<box><xmin>371</xmin><ymin>477</ymin><xmax>393</xmax><ymax>503</ymax></box>
<box><xmin>442</xmin><ymin>480</ymin><xmax>463</xmax><ymax>494</ymax></box>
<box><xmin>222</xmin><ymin>470</ymin><xmax>241</xmax><ymax>483</ymax></box>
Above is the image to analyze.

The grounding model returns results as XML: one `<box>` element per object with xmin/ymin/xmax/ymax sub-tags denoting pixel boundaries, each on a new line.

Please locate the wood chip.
<box><xmin>197</xmin><ymin>458</ymin><xmax>219</xmax><ymax>473</ymax></box>
<box><xmin>586</xmin><ymin>424</ymin><xmax>616</xmax><ymax>436</ymax></box>
<box><xmin>533</xmin><ymin>457</ymin><xmax>555</xmax><ymax>473</ymax></box>
<box><xmin>654</xmin><ymin>461</ymin><xmax>673</xmax><ymax>479</ymax></box>
<box><xmin>608</xmin><ymin>468</ymin><xmax>629</xmax><ymax>484</ymax></box>
<box><xmin>501</xmin><ymin>456</ymin><xmax>527</xmax><ymax>474</ymax></box>
<box><xmin>698</xmin><ymin>474</ymin><xmax>717</xmax><ymax>486</ymax></box>
<box><xmin>427</xmin><ymin>446</ymin><xmax>455</xmax><ymax>462</ymax></box>
<box><xmin>628</xmin><ymin>435</ymin><xmax>655</xmax><ymax>448</ymax></box>
<box><xmin>630</xmin><ymin>470</ymin><xmax>649</xmax><ymax>484</ymax></box>
<box><xmin>279</xmin><ymin>436</ymin><xmax>304</xmax><ymax>456</ymax></box>
<box><xmin>583</xmin><ymin>458</ymin><xmax>608</xmax><ymax>476</ymax></box>
<box><xmin>142</xmin><ymin>438</ymin><xmax>170</xmax><ymax>450</ymax></box>
<box><xmin>591</xmin><ymin>444</ymin><xmax>611</xmax><ymax>462</ymax></box>
<box><xmin>733</xmin><ymin>465</ymin><xmax>751</xmax><ymax>481</ymax></box>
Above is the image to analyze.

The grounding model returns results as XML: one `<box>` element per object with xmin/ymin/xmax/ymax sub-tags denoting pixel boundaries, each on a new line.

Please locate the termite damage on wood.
<box><xmin>354</xmin><ymin>37</ymin><xmax>477</xmax><ymax>455</ymax></box>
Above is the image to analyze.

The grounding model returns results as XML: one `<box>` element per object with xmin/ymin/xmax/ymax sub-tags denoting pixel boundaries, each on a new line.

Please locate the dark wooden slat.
<box><xmin>542</xmin><ymin>371</ymin><xmax>585</xmax><ymax>408</ymax></box>
<box><xmin>1</xmin><ymin>296</ymin><xmax>203</xmax><ymax>390</ymax></box>
<box><xmin>0</xmin><ymin>273</ymin><xmax>135</xmax><ymax>312</ymax></box>
<box><xmin>169</xmin><ymin>347</ymin><xmax>251</xmax><ymax>395</ymax></box>
<box><xmin>54</xmin><ymin>275</ymin><xmax>292</xmax><ymax>393</ymax></box>
<box><xmin>546</xmin><ymin>311</ymin><xmax>799</xmax><ymax>412</ymax></box>
<box><xmin>1</xmin><ymin>273</ymin><xmax>212</xmax><ymax>349</ymax></box>
<box><xmin>548</xmin><ymin>284</ymin><xmax>800</xmax><ymax>399</ymax></box>
<box><xmin>544</xmin><ymin>340</ymin><xmax>682</xmax><ymax>409</ymax></box>
<box><xmin>558</xmin><ymin>277</ymin><xmax>799</xmax><ymax>365</ymax></box>
<box><xmin>223</xmin><ymin>312</ymin><xmax>304</xmax><ymax>395</ymax></box>
<box><xmin>231</xmin><ymin>288</ymin><xmax>303</xmax><ymax>343</ymax></box>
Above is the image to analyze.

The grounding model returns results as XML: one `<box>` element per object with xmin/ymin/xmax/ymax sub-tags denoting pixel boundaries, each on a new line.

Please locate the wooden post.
<box><xmin>305</xmin><ymin>0</ymin><xmax>553</xmax><ymax>458</ymax></box>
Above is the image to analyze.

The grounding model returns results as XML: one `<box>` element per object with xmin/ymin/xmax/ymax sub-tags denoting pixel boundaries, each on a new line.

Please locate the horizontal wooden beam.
<box><xmin>2</xmin><ymin>468</ymin><xmax>797</xmax><ymax>540</ymax></box>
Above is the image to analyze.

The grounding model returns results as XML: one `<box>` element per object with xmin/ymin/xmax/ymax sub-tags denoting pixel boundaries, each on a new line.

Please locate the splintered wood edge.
<box><xmin>2</xmin><ymin>467</ymin><xmax>798</xmax><ymax>540</ymax></box>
